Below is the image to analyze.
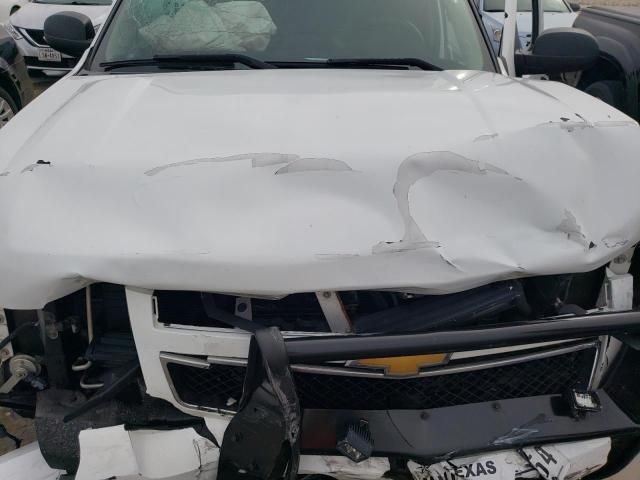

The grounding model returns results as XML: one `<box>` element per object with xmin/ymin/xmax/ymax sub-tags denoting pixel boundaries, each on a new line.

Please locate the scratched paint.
<box><xmin>0</xmin><ymin>69</ymin><xmax>639</xmax><ymax>308</ymax></box>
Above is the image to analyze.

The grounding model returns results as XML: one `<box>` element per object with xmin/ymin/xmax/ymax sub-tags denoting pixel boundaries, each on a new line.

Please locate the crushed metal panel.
<box><xmin>76</xmin><ymin>425</ymin><xmax>138</xmax><ymax>480</ymax></box>
<box><xmin>408</xmin><ymin>437</ymin><xmax>611</xmax><ymax>480</ymax></box>
<box><xmin>75</xmin><ymin>425</ymin><xmax>219</xmax><ymax>480</ymax></box>
<box><xmin>1</xmin><ymin>71</ymin><xmax>640</xmax><ymax>308</ymax></box>
<box><xmin>298</xmin><ymin>456</ymin><xmax>390</xmax><ymax>480</ymax></box>
<box><xmin>0</xmin><ymin>442</ymin><xmax>63</xmax><ymax>480</ymax></box>
<box><xmin>520</xmin><ymin>438</ymin><xmax>611</xmax><ymax>479</ymax></box>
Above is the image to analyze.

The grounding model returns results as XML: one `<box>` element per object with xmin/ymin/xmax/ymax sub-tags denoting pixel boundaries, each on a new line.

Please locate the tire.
<box><xmin>585</xmin><ymin>80</ymin><xmax>624</xmax><ymax>109</ymax></box>
<box><xmin>0</xmin><ymin>86</ymin><xmax>18</xmax><ymax>130</ymax></box>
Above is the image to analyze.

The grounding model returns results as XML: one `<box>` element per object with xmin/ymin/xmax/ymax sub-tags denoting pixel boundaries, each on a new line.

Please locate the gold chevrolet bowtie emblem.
<box><xmin>349</xmin><ymin>353</ymin><xmax>449</xmax><ymax>377</ymax></box>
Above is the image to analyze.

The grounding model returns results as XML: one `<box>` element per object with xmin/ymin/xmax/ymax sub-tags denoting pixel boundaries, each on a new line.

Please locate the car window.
<box><xmin>90</xmin><ymin>0</ymin><xmax>494</xmax><ymax>71</ymax></box>
<box><xmin>483</xmin><ymin>0</ymin><xmax>570</xmax><ymax>12</ymax></box>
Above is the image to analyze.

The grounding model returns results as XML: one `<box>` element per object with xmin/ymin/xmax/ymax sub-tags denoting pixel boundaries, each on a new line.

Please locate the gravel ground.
<box><xmin>0</xmin><ymin>408</ymin><xmax>36</xmax><ymax>456</ymax></box>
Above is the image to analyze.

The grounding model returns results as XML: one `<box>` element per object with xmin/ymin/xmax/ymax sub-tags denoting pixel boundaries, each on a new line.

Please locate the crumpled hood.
<box><xmin>1</xmin><ymin>69</ymin><xmax>639</xmax><ymax>308</ymax></box>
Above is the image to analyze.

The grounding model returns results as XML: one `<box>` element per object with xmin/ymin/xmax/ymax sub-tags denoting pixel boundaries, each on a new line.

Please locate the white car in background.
<box><xmin>0</xmin><ymin>0</ymin><xmax>29</xmax><ymax>25</ymax></box>
<box><xmin>4</xmin><ymin>0</ymin><xmax>111</xmax><ymax>75</ymax></box>
<box><xmin>478</xmin><ymin>0</ymin><xmax>578</xmax><ymax>52</ymax></box>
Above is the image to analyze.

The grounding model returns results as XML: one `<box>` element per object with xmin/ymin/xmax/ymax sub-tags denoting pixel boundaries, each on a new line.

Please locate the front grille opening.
<box><xmin>166</xmin><ymin>347</ymin><xmax>596</xmax><ymax>411</ymax></box>
<box><xmin>167</xmin><ymin>362</ymin><xmax>245</xmax><ymax>410</ymax></box>
<box><xmin>157</xmin><ymin>291</ymin><xmax>333</xmax><ymax>331</ymax></box>
<box><xmin>25</xmin><ymin>29</ymin><xmax>46</xmax><ymax>45</ymax></box>
<box><xmin>25</xmin><ymin>57</ymin><xmax>78</xmax><ymax>69</ymax></box>
<box><xmin>605</xmin><ymin>346</ymin><xmax>640</xmax><ymax>423</ymax></box>
<box><xmin>155</xmin><ymin>290</ymin><xmax>411</xmax><ymax>333</ymax></box>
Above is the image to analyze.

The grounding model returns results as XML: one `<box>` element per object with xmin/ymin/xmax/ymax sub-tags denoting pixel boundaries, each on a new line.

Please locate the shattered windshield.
<box><xmin>90</xmin><ymin>0</ymin><xmax>494</xmax><ymax>71</ymax></box>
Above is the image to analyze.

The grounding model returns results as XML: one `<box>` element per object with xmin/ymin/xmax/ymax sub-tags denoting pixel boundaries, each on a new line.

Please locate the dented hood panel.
<box><xmin>1</xmin><ymin>69</ymin><xmax>639</xmax><ymax>308</ymax></box>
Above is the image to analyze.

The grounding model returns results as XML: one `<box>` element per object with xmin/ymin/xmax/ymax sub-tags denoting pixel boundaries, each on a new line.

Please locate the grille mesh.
<box><xmin>24</xmin><ymin>29</ymin><xmax>47</xmax><ymax>46</ymax></box>
<box><xmin>167</xmin><ymin>348</ymin><xmax>595</xmax><ymax>411</ymax></box>
<box><xmin>167</xmin><ymin>362</ymin><xmax>246</xmax><ymax>410</ymax></box>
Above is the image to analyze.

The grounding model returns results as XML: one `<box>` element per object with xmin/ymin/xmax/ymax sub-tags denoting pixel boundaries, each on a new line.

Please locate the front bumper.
<box><xmin>217</xmin><ymin>321</ymin><xmax>640</xmax><ymax>479</ymax></box>
<box><xmin>301</xmin><ymin>393</ymin><xmax>635</xmax><ymax>458</ymax></box>
<box><xmin>122</xmin><ymin>288</ymin><xmax>640</xmax><ymax>479</ymax></box>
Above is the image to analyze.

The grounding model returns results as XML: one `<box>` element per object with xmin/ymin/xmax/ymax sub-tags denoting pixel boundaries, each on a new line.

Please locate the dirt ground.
<box><xmin>0</xmin><ymin>408</ymin><xmax>36</xmax><ymax>456</ymax></box>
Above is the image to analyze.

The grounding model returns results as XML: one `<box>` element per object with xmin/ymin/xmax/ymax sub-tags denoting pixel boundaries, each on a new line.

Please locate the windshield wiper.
<box><xmin>268</xmin><ymin>57</ymin><xmax>442</xmax><ymax>71</ymax></box>
<box><xmin>100</xmin><ymin>55</ymin><xmax>440</xmax><ymax>72</ymax></box>
<box><xmin>100</xmin><ymin>53</ymin><xmax>276</xmax><ymax>71</ymax></box>
<box><xmin>325</xmin><ymin>57</ymin><xmax>442</xmax><ymax>71</ymax></box>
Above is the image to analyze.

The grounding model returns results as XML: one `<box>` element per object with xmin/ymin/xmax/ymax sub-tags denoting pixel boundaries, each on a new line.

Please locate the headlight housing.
<box><xmin>5</xmin><ymin>22</ymin><xmax>22</xmax><ymax>40</ymax></box>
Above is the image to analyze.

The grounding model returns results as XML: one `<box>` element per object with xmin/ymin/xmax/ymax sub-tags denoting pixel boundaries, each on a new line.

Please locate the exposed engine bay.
<box><xmin>2</xmin><ymin>251</ymin><xmax>640</xmax><ymax>479</ymax></box>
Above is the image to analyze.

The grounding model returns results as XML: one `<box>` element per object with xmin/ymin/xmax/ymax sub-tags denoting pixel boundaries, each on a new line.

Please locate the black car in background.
<box><xmin>0</xmin><ymin>24</ymin><xmax>33</xmax><ymax>129</ymax></box>
<box><xmin>574</xmin><ymin>7</ymin><xmax>640</xmax><ymax>121</ymax></box>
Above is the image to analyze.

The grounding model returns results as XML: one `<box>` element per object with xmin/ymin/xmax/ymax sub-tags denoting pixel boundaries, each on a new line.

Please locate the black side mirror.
<box><xmin>515</xmin><ymin>27</ymin><xmax>598</xmax><ymax>75</ymax></box>
<box><xmin>44</xmin><ymin>12</ymin><xmax>95</xmax><ymax>58</ymax></box>
<box><xmin>569</xmin><ymin>2</ymin><xmax>581</xmax><ymax>11</ymax></box>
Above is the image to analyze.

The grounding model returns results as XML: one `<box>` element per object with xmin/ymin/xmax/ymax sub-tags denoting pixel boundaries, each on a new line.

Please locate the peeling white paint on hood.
<box><xmin>1</xmin><ymin>69</ymin><xmax>639</xmax><ymax>308</ymax></box>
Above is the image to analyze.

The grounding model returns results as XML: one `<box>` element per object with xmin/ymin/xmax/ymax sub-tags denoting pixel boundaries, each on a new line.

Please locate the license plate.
<box><xmin>407</xmin><ymin>438</ymin><xmax>610</xmax><ymax>480</ymax></box>
<box><xmin>37</xmin><ymin>48</ymin><xmax>62</xmax><ymax>63</ymax></box>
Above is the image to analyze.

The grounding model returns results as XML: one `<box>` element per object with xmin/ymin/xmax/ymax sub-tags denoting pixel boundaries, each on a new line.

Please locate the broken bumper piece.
<box><xmin>408</xmin><ymin>437</ymin><xmax>611</xmax><ymax>480</ymax></box>
<box><xmin>299</xmin><ymin>392</ymin><xmax>634</xmax><ymax>458</ymax></box>
<box><xmin>216</xmin><ymin>320</ymin><xmax>640</xmax><ymax>480</ymax></box>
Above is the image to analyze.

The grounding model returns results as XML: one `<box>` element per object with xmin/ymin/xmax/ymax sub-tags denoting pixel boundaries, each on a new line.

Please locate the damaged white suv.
<box><xmin>1</xmin><ymin>0</ymin><xmax>640</xmax><ymax>479</ymax></box>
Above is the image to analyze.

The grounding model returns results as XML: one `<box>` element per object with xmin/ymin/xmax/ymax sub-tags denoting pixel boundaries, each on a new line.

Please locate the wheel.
<box><xmin>585</xmin><ymin>80</ymin><xmax>624</xmax><ymax>109</ymax></box>
<box><xmin>0</xmin><ymin>87</ymin><xmax>18</xmax><ymax>130</ymax></box>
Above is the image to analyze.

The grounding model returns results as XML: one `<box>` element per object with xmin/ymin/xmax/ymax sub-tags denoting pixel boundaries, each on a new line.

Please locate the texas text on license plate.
<box><xmin>407</xmin><ymin>438</ymin><xmax>610</xmax><ymax>480</ymax></box>
<box><xmin>37</xmin><ymin>48</ymin><xmax>62</xmax><ymax>63</ymax></box>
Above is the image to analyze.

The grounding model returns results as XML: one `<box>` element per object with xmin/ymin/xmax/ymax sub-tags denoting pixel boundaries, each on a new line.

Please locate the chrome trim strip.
<box><xmin>160</xmin><ymin>352</ymin><xmax>210</xmax><ymax>369</ymax></box>
<box><xmin>159</xmin><ymin>352</ymin><xmax>237</xmax><ymax>415</ymax></box>
<box><xmin>18</xmin><ymin>28</ymin><xmax>47</xmax><ymax>48</ymax></box>
<box><xmin>205</xmin><ymin>356</ymin><xmax>247</xmax><ymax>367</ymax></box>
<box><xmin>588</xmin><ymin>336</ymin><xmax>605</xmax><ymax>389</ymax></box>
<box><xmin>450</xmin><ymin>339</ymin><xmax>576</xmax><ymax>360</ymax></box>
<box><xmin>161</xmin><ymin>341</ymin><xmax>599</xmax><ymax>413</ymax></box>
<box><xmin>26</xmin><ymin>65</ymin><xmax>71</xmax><ymax>72</ymax></box>
<box><xmin>204</xmin><ymin>340</ymin><xmax>598</xmax><ymax>379</ymax></box>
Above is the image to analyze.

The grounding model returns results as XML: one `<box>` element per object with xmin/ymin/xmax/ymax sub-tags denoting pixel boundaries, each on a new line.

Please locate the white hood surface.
<box><xmin>0</xmin><ymin>69</ymin><xmax>639</xmax><ymax>309</ymax></box>
<box><xmin>9</xmin><ymin>1</ymin><xmax>111</xmax><ymax>28</ymax></box>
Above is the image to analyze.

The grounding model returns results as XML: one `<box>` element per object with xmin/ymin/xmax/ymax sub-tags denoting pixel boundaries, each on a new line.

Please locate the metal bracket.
<box><xmin>315</xmin><ymin>291</ymin><xmax>352</xmax><ymax>333</ymax></box>
<box><xmin>608</xmin><ymin>247</ymin><xmax>635</xmax><ymax>276</ymax></box>
<box><xmin>218</xmin><ymin>327</ymin><xmax>301</xmax><ymax>480</ymax></box>
<box><xmin>0</xmin><ymin>355</ymin><xmax>40</xmax><ymax>394</ymax></box>
<box><xmin>235</xmin><ymin>297</ymin><xmax>253</xmax><ymax>321</ymax></box>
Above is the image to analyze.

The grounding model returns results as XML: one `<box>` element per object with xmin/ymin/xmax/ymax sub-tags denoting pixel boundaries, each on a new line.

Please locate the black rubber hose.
<box><xmin>0</xmin><ymin>320</ymin><xmax>39</xmax><ymax>351</ymax></box>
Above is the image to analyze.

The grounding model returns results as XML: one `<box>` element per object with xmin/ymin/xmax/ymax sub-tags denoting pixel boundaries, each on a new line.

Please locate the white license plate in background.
<box><xmin>37</xmin><ymin>48</ymin><xmax>62</xmax><ymax>62</ymax></box>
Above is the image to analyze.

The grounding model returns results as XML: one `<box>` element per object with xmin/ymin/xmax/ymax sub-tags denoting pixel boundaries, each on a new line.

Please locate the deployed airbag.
<box><xmin>138</xmin><ymin>0</ymin><xmax>276</xmax><ymax>53</ymax></box>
